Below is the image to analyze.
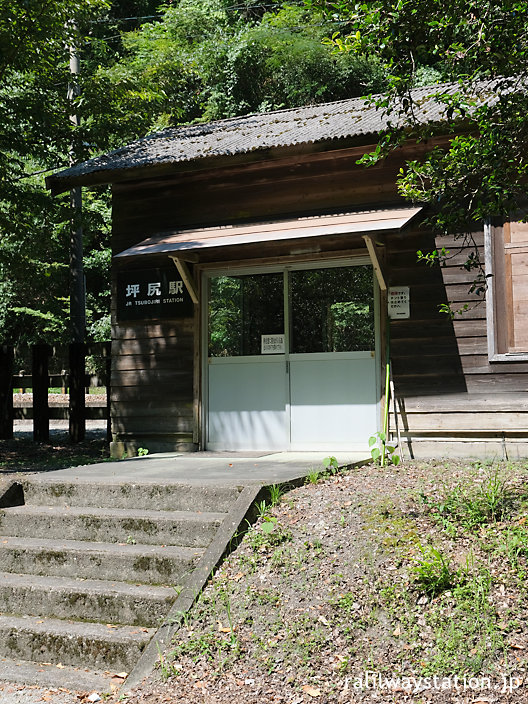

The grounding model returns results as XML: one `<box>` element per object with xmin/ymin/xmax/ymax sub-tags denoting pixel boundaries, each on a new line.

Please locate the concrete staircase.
<box><xmin>0</xmin><ymin>475</ymin><xmax>246</xmax><ymax>693</ymax></box>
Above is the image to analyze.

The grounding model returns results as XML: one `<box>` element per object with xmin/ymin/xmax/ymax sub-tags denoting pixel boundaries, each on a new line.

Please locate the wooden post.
<box><xmin>0</xmin><ymin>345</ymin><xmax>14</xmax><ymax>439</ymax></box>
<box><xmin>61</xmin><ymin>369</ymin><xmax>68</xmax><ymax>394</ymax></box>
<box><xmin>69</xmin><ymin>342</ymin><xmax>85</xmax><ymax>443</ymax></box>
<box><xmin>32</xmin><ymin>344</ymin><xmax>50</xmax><ymax>443</ymax></box>
<box><xmin>104</xmin><ymin>342</ymin><xmax>111</xmax><ymax>443</ymax></box>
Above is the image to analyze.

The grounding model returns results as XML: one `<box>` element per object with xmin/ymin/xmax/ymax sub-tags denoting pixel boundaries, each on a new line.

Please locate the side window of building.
<box><xmin>486</xmin><ymin>219</ymin><xmax>528</xmax><ymax>360</ymax></box>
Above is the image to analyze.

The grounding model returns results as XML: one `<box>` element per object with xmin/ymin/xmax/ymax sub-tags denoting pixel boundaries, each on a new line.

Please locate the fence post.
<box><xmin>0</xmin><ymin>345</ymin><xmax>14</xmax><ymax>439</ymax></box>
<box><xmin>32</xmin><ymin>344</ymin><xmax>51</xmax><ymax>443</ymax></box>
<box><xmin>69</xmin><ymin>342</ymin><xmax>85</xmax><ymax>442</ymax></box>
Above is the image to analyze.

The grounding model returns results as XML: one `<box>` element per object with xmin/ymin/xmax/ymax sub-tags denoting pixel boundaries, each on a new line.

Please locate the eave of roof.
<box><xmin>45</xmin><ymin>81</ymin><xmax>493</xmax><ymax>195</ymax></box>
<box><xmin>115</xmin><ymin>207</ymin><xmax>423</xmax><ymax>259</ymax></box>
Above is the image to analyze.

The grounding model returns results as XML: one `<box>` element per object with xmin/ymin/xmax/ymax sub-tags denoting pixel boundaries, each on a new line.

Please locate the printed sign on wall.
<box><xmin>261</xmin><ymin>334</ymin><xmax>285</xmax><ymax>354</ymax></box>
<box><xmin>116</xmin><ymin>268</ymin><xmax>194</xmax><ymax>321</ymax></box>
<box><xmin>388</xmin><ymin>286</ymin><xmax>410</xmax><ymax>319</ymax></box>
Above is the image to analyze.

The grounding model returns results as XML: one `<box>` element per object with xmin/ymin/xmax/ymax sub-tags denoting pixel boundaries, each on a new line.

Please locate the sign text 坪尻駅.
<box><xmin>116</xmin><ymin>268</ymin><xmax>194</xmax><ymax>320</ymax></box>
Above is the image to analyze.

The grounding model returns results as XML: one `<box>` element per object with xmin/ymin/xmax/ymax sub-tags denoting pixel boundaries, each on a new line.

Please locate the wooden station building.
<box><xmin>47</xmin><ymin>84</ymin><xmax>528</xmax><ymax>459</ymax></box>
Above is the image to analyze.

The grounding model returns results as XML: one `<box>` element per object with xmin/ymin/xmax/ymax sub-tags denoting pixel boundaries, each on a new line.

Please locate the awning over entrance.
<box><xmin>114</xmin><ymin>207</ymin><xmax>422</xmax><ymax>258</ymax></box>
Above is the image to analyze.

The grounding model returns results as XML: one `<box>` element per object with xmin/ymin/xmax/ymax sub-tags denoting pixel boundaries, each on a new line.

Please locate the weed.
<box><xmin>492</xmin><ymin>523</ymin><xmax>528</xmax><ymax>568</ymax></box>
<box><xmin>270</xmin><ymin>546</ymin><xmax>289</xmax><ymax>570</ymax></box>
<box><xmin>157</xmin><ymin>642</ymin><xmax>179</xmax><ymax>679</ymax></box>
<box><xmin>423</xmin><ymin>567</ymin><xmax>505</xmax><ymax>676</ymax></box>
<box><xmin>254</xmin><ymin>499</ymin><xmax>269</xmax><ymax>518</ymax></box>
<box><xmin>261</xmin><ymin>516</ymin><xmax>278</xmax><ymax>534</ymax></box>
<box><xmin>247</xmin><ymin>519</ymin><xmax>291</xmax><ymax>551</ymax></box>
<box><xmin>137</xmin><ymin>447</ymin><xmax>149</xmax><ymax>457</ymax></box>
<box><xmin>268</xmin><ymin>484</ymin><xmax>285</xmax><ymax>506</ymax></box>
<box><xmin>125</xmin><ymin>535</ymin><xmax>136</xmax><ymax>545</ymax></box>
<box><xmin>306</xmin><ymin>468</ymin><xmax>320</xmax><ymax>484</ymax></box>
<box><xmin>368</xmin><ymin>431</ymin><xmax>400</xmax><ymax>466</ymax></box>
<box><xmin>222</xmin><ymin>594</ymin><xmax>240</xmax><ymax>653</ymax></box>
<box><xmin>412</xmin><ymin>544</ymin><xmax>459</xmax><ymax>596</ymax></box>
<box><xmin>428</xmin><ymin>470</ymin><xmax>515</xmax><ymax>530</ymax></box>
<box><xmin>322</xmin><ymin>456</ymin><xmax>339</xmax><ymax>474</ymax></box>
<box><xmin>330</xmin><ymin>591</ymin><xmax>360</xmax><ymax>613</ymax></box>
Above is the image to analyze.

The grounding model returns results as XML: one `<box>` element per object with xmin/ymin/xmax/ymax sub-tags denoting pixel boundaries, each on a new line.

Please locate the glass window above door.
<box><xmin>208</xmin><ymin>273</ymin><xmax>284</xmax><ymax>357</ymax></box>
<box><xmin>290</xmin><ymin>265</ymin><xmax>375</xmax><ymax>353</ymax></box>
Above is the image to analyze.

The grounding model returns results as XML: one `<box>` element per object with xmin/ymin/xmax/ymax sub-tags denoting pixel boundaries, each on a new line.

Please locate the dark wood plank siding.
<box><xmin>110</xmin><ymin>274</ymin><xmax>195</xmax><ymax>453</ymax></box>
<box><xmin>109</xmin><ymin>136</ymin><xmax>528</xmax><ymax>457</ymax></box>
<box><xmin>387</xmin><ymin>230</ymin><xmax>528</xmax><ymax>457</ymax></box>
<box><xmin>110</xmin><ymin>143</ymin><xmax>423</xmax><ymax>255</ymax></box>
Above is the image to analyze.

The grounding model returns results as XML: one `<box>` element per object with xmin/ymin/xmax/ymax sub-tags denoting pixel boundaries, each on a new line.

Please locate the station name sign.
<box><xmin>117</xmin><ymin>268</ymin><xmax>194</xmax><ymax>321</ymax></box>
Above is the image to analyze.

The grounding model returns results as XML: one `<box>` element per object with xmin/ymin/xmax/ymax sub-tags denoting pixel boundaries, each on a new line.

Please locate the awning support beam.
<box><xmin>362</xmin><ymin>235</ymin><xmax>387</xmax><ymax>291</ymax></box>
<box><xmin>169</xmin><ymin>255</ymin><xmax>199</xmax><ymax>304</ymax></box>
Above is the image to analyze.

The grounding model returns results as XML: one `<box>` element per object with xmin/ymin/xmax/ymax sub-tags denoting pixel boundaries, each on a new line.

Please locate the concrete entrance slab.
<box><xmin>36</xmin><ymin>451</ymin><xmax>369</xmax><ymax>486</ymax></box>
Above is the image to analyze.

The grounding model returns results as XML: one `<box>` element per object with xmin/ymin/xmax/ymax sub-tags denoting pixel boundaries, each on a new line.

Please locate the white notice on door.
<box><xmin>261</xmin><ymin>334</ymin><xmax>285</xmax><ymax>354</ymax></box>
<box><xmin>388</xmin><ymin>286</ymin><xmax>410</xmax><ymax>319</ymax></box>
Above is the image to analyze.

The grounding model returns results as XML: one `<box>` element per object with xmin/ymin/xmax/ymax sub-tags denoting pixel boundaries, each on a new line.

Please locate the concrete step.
<box><xmin>0</xmin><ymin>504</ymin><xmax>225</xmax><ymax>547</ymax></box>
<box><xmin>0</xmin><ymin>615</ymin><xmax>155</xmax><ymax>671</ymax></box>
<box><xmin>21</xmin><ymin>478</ymin><xmax>242</xmax><ymax>512</ymax></box>
<box><xmin>0</xmin><ymin>656</ymin><xmax>116</xmax><ymax>692</ymax></box>
<box><xmin>0</xmin><ymin>535</ymin><xmax>202</xmax><ymax>584</ymax></box>
<box><xmin>0</xmin><ymin>572</ymin><xmax>176</xmax><ymax>627</ymax></box>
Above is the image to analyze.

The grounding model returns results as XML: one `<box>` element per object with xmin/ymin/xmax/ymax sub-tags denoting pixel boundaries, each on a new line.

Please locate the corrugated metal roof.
<box><xmin>47</xmin><ymin>81</ymin><xmax>496</xmax><ymax>192</ymax></box>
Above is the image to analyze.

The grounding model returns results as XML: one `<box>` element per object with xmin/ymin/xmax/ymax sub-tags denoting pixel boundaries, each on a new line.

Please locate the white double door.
<box><xmin>205</xmin><ymin>261</ymin><xmax>379</xmax><ymax>451</ymax></box>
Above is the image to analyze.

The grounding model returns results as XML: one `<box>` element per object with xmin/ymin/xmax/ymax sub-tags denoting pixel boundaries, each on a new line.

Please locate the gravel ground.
<box><xmin>116</xmin><ymin>459</ymin><xmax>528</xmax><ymax>704</ymax></box>
<box><xmin>0</xmin><ymin>682</ymin><xmax>99</xmax><ymax>704</ymax></box>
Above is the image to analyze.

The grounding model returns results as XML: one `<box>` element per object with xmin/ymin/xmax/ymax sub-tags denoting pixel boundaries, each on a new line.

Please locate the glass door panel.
<box><xmin>209</xmin><ymin>273</ymin><xmax>284</xmax><ymax>357</ymax></box>
<box><xmin>288</xmin><ymin>265</ymin><xmax>377</xmax><ymax>450</ymax></box>
<box><xmin>290</xmin><ymin>265</ymin><xmax>375</xmax><ymax>353</ymax></box>
<box><xmin>207</xmin><ymin>272</ymin><xmax>288</xmax><ymax>451</ymax></box>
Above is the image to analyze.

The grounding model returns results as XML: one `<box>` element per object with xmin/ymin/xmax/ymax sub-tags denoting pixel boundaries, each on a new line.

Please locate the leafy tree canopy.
<box><xmin>0</xmin><ymin>0</ymin><xmax>386</xmax><ymax>346</ymax></box>
<box><xmin>311</xmin><ymin>0</ymin><xmax>528</xmax><ymax>234</ymax></box>
<box><xmin>84</xmin><ymin>0</ymin><xmax>386</xmax><ymax>147</ymax></box>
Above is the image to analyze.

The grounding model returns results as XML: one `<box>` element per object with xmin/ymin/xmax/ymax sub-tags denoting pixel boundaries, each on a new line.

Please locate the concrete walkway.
<box><xmin>42</xmin><ymin>450</ymin><xmax>370</xmax><ymax>486</ymax></box>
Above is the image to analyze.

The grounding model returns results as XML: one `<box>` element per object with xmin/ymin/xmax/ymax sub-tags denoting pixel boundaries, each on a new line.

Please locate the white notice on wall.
<box><xmin>388</xmin><ymin>286</ymin><xmax>410</xmax><ymax>319</ymax></box>
<box><xmin>261</xmin><ymin>334</ymin><xmax>285</xmax><ymax>354</ymax></box>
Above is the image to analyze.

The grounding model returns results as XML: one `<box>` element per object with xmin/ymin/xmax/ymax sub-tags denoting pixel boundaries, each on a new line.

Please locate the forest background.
<box><xmin>2</xmin><ymin>0</ymin><xmax>527</xmax><ymax>347</ymax></box>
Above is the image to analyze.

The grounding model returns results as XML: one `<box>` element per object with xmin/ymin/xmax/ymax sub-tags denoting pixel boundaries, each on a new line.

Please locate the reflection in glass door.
<box><xmin>289</xmin><ymin>266</ymin><xmax>378</xmax><ymax>450</ymax></box>
<box><xmin>207</xmin><ymin>273</ymin><xmax>288</xmax><ymax>450</ymax></box>
<box><xmin>205</xmin><ymin>263</ymin><xmax>378</xmax><ymax>451</ymax></box>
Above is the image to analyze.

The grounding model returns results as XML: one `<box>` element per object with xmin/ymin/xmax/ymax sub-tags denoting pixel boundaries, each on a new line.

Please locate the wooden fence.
<box><xmin>0</xmin><ymin>342</ymin><xmax>111</xmax><ymax>443</ymax></box>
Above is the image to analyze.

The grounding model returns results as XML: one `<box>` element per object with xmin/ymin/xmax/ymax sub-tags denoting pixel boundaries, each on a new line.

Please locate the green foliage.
<box><xmin>0</xmin><ymin>0</ymin><xmax>117</xmax><ymax>345</ymax></box>
<box><xmin>315</xmin><ymin>0</ymin><xmax>528</xmax><ymax>234</ymax></box>
<box><xmin>412</xmin><ymin>544</ymin><xmax>459</xmax><ymax>596</ymax></box>
<box><xmin>268</xmin><ymin>484</ymin><xmax>285</xmax><ymax>507</ymax></box>
<box><xmin>248</xmin><ymin>516</ymin><xmax>291</xmax><ymax>549</ymax></box>
<box><xmin>322</xmin><ymin>456</ymin><xmax>339</xmax><ymax>473</ymax></box>
<box><xmin>306</xmin><ymin>468</ymin><xmax>321</xmax><ymax>484</ymax></box>
<box><xmin>368</xmin><ymin>432</ymin><xmax>400</xmax><ymax>466</ymax></box>
<box><xmin>0</xmin><ymin>0</ymin><xmax>387</xmax><ymax>345</ymax></box>
<box><xmin>427</xmin><ymin>470</ymin><xmax>516</xmax><ymax>530</ymax></box>
<box><xmin>90</xmin><ymin>0</ymin><xmax>386</xmax><ymax>140</ymax></box>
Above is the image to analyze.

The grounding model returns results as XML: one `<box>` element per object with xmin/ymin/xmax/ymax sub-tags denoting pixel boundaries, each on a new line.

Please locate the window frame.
<box><xmin>485</xmin><ymin>219</ymin><xmax>528</xmax><ymax>362</ymax></box>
